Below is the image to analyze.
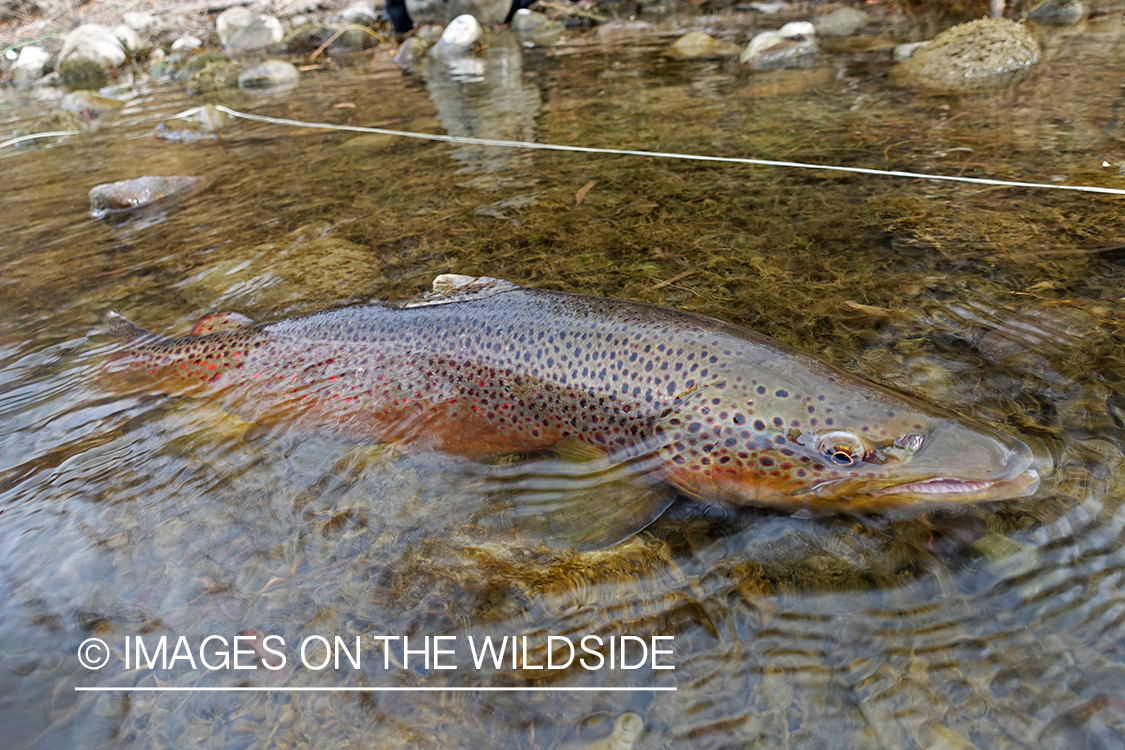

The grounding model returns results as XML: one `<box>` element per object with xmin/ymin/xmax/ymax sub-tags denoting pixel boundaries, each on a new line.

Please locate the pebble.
<box><xmin>172</xmin><ymin>35</ymin><xmax>203</xmax><ymax>51</ymax></box>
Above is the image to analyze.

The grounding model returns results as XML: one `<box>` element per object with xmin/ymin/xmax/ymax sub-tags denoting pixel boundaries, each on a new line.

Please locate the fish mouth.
<box><xmin>865</xmin><ymin>469</ymin><xmax>1040</xmax><ymax>504</ymax></box>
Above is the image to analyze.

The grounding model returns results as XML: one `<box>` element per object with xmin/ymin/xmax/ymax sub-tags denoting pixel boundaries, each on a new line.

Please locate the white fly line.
<box><xmin>200</xmin><ymin>105</ymin><xmax>1125</xmax><ymax>196</ymax></box>
<box><xmin>6</xmin><ymin>104</ymin><xmax>1125</xmax><ymax>197</ymax></box>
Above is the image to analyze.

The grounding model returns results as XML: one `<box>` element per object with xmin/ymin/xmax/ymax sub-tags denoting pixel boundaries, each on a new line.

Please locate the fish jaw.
<box><xmin>804</xmin><ymin>467</ymin><xmax>1041</xmax><ymax>514</ymax></box>
<box><xmin>795</xmin><ymin>419</ymin><xmax>1045</xmax><ymax>513</ymax></box>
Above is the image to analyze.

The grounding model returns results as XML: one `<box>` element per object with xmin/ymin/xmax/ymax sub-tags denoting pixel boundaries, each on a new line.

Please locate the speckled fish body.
<box><xmin>107</xmin><ymin>275</ymin><xmax>1041</xmax><ymax>514</ymax></box>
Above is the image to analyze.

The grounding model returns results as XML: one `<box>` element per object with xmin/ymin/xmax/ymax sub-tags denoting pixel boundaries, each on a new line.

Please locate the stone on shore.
<box><xmin>217</xmin><ymin>8</ymin><xmax>284</xmax><ymax>57</ymax></box>
<box><xmin>57</xmin><ymin>24</ymin><xmax>127</xmax><ymax>81</ymax></box>
<box><xmin>10</xmin><ymin>45</ymin><xmax>50</xmax><ymax>87</ymax></box>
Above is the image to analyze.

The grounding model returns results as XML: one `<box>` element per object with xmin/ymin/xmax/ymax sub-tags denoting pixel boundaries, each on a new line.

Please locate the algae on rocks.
<box><xmin>895</xmin><ymin>18</ymin><xmax>1040</xmax><ymax>91</ymax></box>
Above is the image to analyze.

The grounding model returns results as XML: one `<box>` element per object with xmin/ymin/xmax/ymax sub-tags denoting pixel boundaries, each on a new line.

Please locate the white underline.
<box><xmin>75</xmin><ymin>686</ymin><xmax>676</xmax><ymax>692</ymax></box>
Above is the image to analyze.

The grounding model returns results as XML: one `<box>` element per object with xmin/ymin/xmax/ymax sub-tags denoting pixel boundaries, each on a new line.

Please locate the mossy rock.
<box><xmin>186</xmin><ymin>60</ymin><xmax>240</xmax><ymax>95</ymax></box>
<box><xmin>895</xmin><ymin>18</ymin><xmax>1039</xmax><ymax>91</ymax></box>
<box><xmin>57</xmin><ymin>57</ymin><xmax>108</xmax><ymax>87</ymax></box>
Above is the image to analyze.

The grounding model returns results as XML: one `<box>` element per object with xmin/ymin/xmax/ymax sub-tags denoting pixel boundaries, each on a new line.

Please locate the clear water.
<box><xmin>1</xmin><ymin>17</ymin><xmax>1123</xmax><ymax>750</ymax></box>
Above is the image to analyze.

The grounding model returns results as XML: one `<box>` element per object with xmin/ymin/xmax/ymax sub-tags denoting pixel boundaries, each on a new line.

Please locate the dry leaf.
<box><xmin>575</xmin><ymin>180</ymin><xmax>597</xmax><ymax>206</ymax></box>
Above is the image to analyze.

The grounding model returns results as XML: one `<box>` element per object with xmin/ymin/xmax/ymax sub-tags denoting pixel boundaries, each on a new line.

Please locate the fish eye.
<box><xmin>817</xmin><ymin>431</ymin><xmax>865</xmax><ymax>466</ymax></box>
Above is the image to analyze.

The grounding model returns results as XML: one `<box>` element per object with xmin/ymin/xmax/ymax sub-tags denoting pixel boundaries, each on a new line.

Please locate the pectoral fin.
<box><xmin>494</xmin><ymin>440</ymin><xmax>676</xmax><ymax>551</ymax></box>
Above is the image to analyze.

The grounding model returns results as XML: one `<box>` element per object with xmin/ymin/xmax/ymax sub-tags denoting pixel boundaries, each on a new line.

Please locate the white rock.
<box><xmin>226</xmin><ymin>15</ymin><xmax>284</xmax><ymax>57</ymax></box>
<box><xmin>171</xmin><ymin>35</ymin><xmax>203</xmax><ymax>51</ymax></box>
<box><xmin>435</xmin><ymin>14</ymin><xmax>483</xmax><ymax>54</ymax></box>
<box><xmin>13</xmin><ymin>45</ymin><xmax>50</xmax><ymax>75</ymax></box>
<box><xmin>59</xmin><ymin>24</ymin><xmax>127</xmax><ymax>69</ymax></box>
<box><xmin>893</xmin><ymin>41</ymin><xmax>926</xmax><ymax>62</ymax></box>
<box><xmin>10</xmin><ymin>45</ymin><xmax>50</xmax><ymax>85</ymax></box>
<box><xmin>216</xmin><ymin>7</ymin><xmax>255</xmax><ymax>46</ymax></box>
<box><xmin>332</xmin><ymin>1</ymin><xmax>379</xmax><ymax>24</ymax></box>
<box><xmin>122</xmin><ymin>11</ymin><xmax>157</xmax><ymax>31</ymax></box>
<box><xmin>113</xmin><ymin>24</ymin><xmax>143</xmax><ymax>52</ymax></box>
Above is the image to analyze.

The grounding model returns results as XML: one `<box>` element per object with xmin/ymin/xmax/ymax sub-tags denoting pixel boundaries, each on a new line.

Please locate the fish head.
<box><xmin>662</xmin><ymin>374</ymin><xmax>1046</xmax><ymax>515</ymax></box>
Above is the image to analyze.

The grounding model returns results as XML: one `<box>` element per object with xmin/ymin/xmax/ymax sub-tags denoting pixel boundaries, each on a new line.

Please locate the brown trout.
<box><xmin>106</xmin><ymin>275</ymin><xmax>1042</xmax><ymax>528</ymax></box>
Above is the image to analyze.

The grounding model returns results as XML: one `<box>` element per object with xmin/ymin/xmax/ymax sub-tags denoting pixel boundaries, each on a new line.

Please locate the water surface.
<box><xmin>1</xmin><ymin>16</ymin><xmax>1123</xmax><ymax>750</ymax></box>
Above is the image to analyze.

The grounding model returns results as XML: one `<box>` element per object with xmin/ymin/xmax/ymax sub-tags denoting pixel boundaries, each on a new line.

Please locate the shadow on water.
<box><xmin>0</xmin><ymin>10</ymin><xmax>1124</xmax><ymax>750</ymax></box>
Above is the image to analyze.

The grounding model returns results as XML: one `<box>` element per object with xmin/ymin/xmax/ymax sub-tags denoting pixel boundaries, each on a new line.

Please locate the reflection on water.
<box><xmin>422</xmin><ymin>29</ymin><xmax>541</xmax><ymax>176</ymax></box>
<box><xmin>1</xmin><ymin>13</ymin><xmax>1124</xmax><ymax>750</ymax></box>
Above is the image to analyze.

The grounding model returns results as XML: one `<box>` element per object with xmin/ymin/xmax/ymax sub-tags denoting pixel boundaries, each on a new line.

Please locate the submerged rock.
<box><xmin>393</xmin><ymin>35</ymin><xmax>430</xmax><ymax>70</ymax></box>
<box><xmin>511</xmin><ymin>9</ymin><xmax>563</xmax><ymax>47</ymax></box>
<box><xmin>61</xmin><ymin>91</ymin><xmax>125</xmax><ymax>119</ymax></box>
<box><xmin>740</xmin><ymin>21</ymin><xmax>817</xmax><ymax>70</ymax></box>
<box><xmin>156</xmin><ymin>105</ymin><xmax>229</xmax><ymax>143</ymax></box>
<box><xmin>895</xmin><ymin>18</ymin><xmax>1039</xmax><ymax>91</ymax></box>
<box><xmin>88</xmin><ymin>176</ymin><xmax>205</xmax><ymax>218</ymax></box>
<box><xmin>238</xmin><ymin>59</ymin><xmax>300</xmax><ymax>89</ymax></box>
<box><xmin>666</xmin><ymin>31</ymin><xmax>741</xmax><ymax>60</ymax></box>
<box><xmin>15</xmin><ymin>110</ymin><xmax>88</xmax><ymax>142</ymax></box>
<box><xmin>1027</xmin><ymin>0</ymin><xmax>1086</xmax><ymax>26</ymax></box>
<box><xmin>186</xmin><ymin>60</ymin><xmax>240</xmax><ymax>94</ymax></box>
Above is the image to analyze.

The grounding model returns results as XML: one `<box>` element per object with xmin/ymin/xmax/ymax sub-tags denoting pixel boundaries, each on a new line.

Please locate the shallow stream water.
<box><xmin>1</xmin><ymin>12</ymin><xmax>1124</xmax><ymax>750</ymax></box>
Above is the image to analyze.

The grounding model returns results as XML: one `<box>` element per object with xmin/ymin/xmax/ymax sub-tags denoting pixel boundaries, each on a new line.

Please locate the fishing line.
<box><xmin>205</xmin><ymin>105</ymin><xmax>1125</xmax><ymax>196</ymax></box>
<box><xmin>6</xmin><ymin>103</ymin><xmax>1125</xmax><ymax>196</ymax></box>
<box><xmin>0</xmin><ymin>130</ymin><xmax>81</xmax><ymax>149</ymax></box>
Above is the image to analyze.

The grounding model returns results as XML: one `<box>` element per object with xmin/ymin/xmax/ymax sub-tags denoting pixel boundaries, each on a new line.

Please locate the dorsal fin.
<box><xmin>402</xmin><ymin>275</ymin><xmax>520</xmax><ymax>308</ymax></box>
<box><xmin>104</xmin><ymin>311</ymin><xmax>158</xmax><ymax>344</ymax></box>
<box><xmin>190</xmin><ymin>312</ymin><xmax>255</xmax><ymax>336</ymax></box>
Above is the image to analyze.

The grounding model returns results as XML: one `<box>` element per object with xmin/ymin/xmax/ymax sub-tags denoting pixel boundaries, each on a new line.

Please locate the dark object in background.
<box><xmin>383</xmin><ymin>0</ymin><xmax>538</xmax><ymax>33</ymax></box>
